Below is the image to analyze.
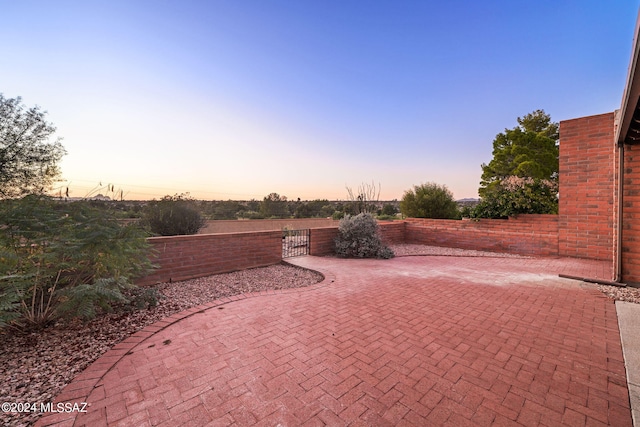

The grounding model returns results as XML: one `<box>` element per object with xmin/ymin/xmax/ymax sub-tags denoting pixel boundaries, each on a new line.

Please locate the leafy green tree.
<box><xmin>479</xmin><ymin>109</ymin><xmax>558</xmax><ymax>198</ymax></box>
<box><xmin>142</xmin><ymin>194</ymin><xmax>206</xmax><ymax>236</ymax></box>
<box><xmin>0</xmin><ymin>196</ymin><xmax>154</xmax><ymax>330</ymax></box>
<box><xmin>294</xmin><ymin>199</ymin><xmax>333</xmax><ymax>218</ymax></box>
<box><xmin>0</xmin><ymin>95</ymin><xmax>66</xmax><ymax>198</ymax></box>
<box><xmin>400</xmin><ymin>182</ymin><xmax>459</xmax><ymax>219</ymax></box>
<box><xmin>260</xmin><ymin>193</ymin><xmax>289</xmax><ymax>218</ymax></box>
<box><xmin>473</xmin><ymin>177</ymin><xmax>558</xmax><ymax>218</ymax></box>
<box><xmin>209</xmin><ymin>200</ymin><xmax>244</xmax><ymax>219</ymax></box>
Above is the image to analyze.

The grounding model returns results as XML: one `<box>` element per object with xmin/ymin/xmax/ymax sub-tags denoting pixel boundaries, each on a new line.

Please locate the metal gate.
<box><xmin>282</xmin><ymin>229</ymin><xmax>310</xmax><ymax>258</ymax></box>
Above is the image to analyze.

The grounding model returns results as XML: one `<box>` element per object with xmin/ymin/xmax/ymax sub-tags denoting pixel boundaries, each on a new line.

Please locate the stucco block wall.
<box><xmin>405</xmin><ymin>216</ymin><xmax>559</xmax><ymax>256</ymax></box>
<box><xmin>623</xmin><ymin>144</ymin><xmax>640</xmax><ymax>284</ymax></box>
<box><xmin>558</xmin><ymin>113</ymin><xmax>617</xmax><ymax>261</ymax></box>
<box><xmin>137</xmin><ymin>231</ymin><xmax>282</xmax><ymax>286</ymax></box>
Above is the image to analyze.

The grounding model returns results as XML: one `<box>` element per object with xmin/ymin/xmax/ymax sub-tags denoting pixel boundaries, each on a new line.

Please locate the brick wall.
<box><xmin>309</xmin><ymin>227</ymin><xmax>340</xmax><ymax>256</ymax></box>
<box><xmin>558</xmin><ymin>113</ymin><xmax>617</xmax><ymax>262</ymax></box>
<box><xmin>309</xmin><ymin>218</ymin><xmax>560</xmax><ymax>258</ymax></box>
<box><xmin>623</xmin><ymin>144</ymin><xmax>640</xmax><ymax>284</ymax></box>
<box><xmin>137</xmin><ymin>231</ymin><xmax>282</xmax><ymax>286</ymax></box>
<box><xmin>405</xmin><ymin>216</ymin><xmax>559</xmax><ymax>256</ymax></box>
<box><xmin>378</xmin><ymin>222</ymin><xmax>406</xmax><ymax>245</ymax></box>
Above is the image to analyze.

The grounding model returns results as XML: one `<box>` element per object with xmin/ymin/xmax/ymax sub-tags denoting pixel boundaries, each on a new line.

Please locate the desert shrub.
<box><xmin>460</xmin><ymin>205</ymin><xmax>474</xmax><ymax>218</ymax></box>
<box><xmin>244</xmin><ymin>211</ymin><xmax>265</xmax><ymax>219</ymax></box>
<box><xmin>334</xmin><ymin>213</ymin><xmax>394</xmax><ymax>259</ymax></box>
<box><xmin>142</xmin><ymin>194</ymin><xmax>206</xmax><ymax>236</ymax></box>
<box><xmin>376</xmin><ymin>214</ymin><xmax>396</xmax><ymax>221</ymax></box>
<box><xmin>0</xmin><ymin>195</ymin><xmax>155</xmax><ymax>330</ymax></box>
<box><xmin>472</xmin><ymin>176</ymin><xmax>558</xmax><ymax>219</ymax></box>
<box><xmin>332</xmin><ymin>211</ymin><xmax>345</xmax><ymax>220</ymax></box>
<box><xmin>400</xmin><ymin>182</ymin><xmax>460</xmax><ymax>219</ymax></box>
<box><xmin>380</xmin><ymin>203</ymin><xmax>399</xmax><ymax>216</ymax></box>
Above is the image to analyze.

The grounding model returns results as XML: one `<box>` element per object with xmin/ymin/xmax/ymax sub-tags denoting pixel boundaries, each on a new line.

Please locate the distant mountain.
<box><xmin>457</xmin><ymin>198</ymin><xmax>479</xmax><ymax>203</ymax></box>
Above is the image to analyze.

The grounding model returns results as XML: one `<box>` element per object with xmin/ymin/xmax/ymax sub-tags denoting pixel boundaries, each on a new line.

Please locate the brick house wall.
<box><xmin>558</xmin><ymin>113</ymin><xmax>617</xmax><ymax>262</ymax></box>
<box><xmin>623</xmin><ymin>144</ymin><xmax>640</xmax><ymax>283</ymax></box>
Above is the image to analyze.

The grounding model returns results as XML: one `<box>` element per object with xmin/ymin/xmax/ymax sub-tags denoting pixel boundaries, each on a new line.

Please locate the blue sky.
<box><xmin>1</xmin><ymin>1</ymin><xmax>638</xmax><ymax>200</ymax></box>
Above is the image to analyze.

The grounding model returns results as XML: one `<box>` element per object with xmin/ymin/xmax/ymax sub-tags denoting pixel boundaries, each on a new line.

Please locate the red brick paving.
<box><xmin>37</xmin><ymin>255</ymin><xmax>630</xmax><ymax>426</ymax></box>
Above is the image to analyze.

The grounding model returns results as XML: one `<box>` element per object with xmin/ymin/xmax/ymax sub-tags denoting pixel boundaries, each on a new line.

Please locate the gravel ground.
<box><xmin>2</xmin><ymin>245</ymin><xmax>639</xmax><ymax>427</ymax></box>
<box><xmin>390</xmin><ymin>243</ymin><xmax>533</xmax><ymax>258</ymax></box>
<box><xmin>597</xmin><ymin>284</ymin><xmax>640</xmax><ymax>304</ymax></box>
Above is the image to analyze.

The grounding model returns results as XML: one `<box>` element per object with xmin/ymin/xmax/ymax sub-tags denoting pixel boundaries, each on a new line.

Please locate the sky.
<box><xmin>1</xmin><ymin>1</ymin><xmax>639</xmax><ymax>201</ymax></box>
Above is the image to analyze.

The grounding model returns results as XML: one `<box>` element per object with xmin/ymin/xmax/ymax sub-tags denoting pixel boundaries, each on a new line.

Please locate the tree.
<box><xmin>400</xmin><ymin>182</ymin><xmax>459</xmax><ymax>219</ymax></box>
<box><xmin>479</xmin><ymin>109</ymin><xmax>558</xmax><ymax>198</ymax></box>
<box><xmin>142</xmin><ymin>194</ymin><xmax>206</xmax><ymax>236</ymax></box>
<box><xmin>260</xmin><ymin>193</ymin><xmax>289</xmax><ymax>218</ymax></box>
<box><xmin>380</xmin><ymin>203</ymin><xmax>399</xmax><ymax>216</ymax></box>
<box><xmin>472</xmin><ymin>176</ymin><xmax>558</xmax><ymax>219</ymax></box>
<box><xmin>294</xmin><ymin>199</ymin><xmax>334</xmax><ymax>218</ymax></box>
<box><xmin>0</xmin><ymin>95</ymin><xmax>66</xmax><ymax>198</ymax></box>
<box><xmin>345</xmin><ymin>181</ymin><xmax>381</xmax><ymax>214</ymax></box>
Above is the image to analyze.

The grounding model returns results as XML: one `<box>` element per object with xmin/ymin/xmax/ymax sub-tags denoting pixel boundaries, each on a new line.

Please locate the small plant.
<box><xmin>142</xmin><ymin>194</ymin><xmax>206</xmax><ymax>236</ymax></box>
<box><xmin>335</xmin><ymin>213</ymin><xmax>394</xmax><ymax>259</ymax></box>
<box><xmin>117</xmin><ymin>286</ymin><xmax>163</xmax><ymax>311</ymax></box>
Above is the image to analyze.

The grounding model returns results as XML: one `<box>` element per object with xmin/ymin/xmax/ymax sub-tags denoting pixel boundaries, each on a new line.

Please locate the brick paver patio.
<box><xmin>38</xmin><ymin>255</ymin><xmax>631</xmax><ymax>426</ymax></box>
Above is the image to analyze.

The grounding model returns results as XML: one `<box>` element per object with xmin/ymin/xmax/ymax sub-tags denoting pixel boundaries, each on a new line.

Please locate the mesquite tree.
<box><xmin>0</xmin><ymin>95</ymin><xmax>66</xmax><ymax>198</ymax></box>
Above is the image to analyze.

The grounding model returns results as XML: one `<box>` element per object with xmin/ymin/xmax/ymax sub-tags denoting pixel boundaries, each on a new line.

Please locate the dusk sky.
<box><xmin>2</xmin><ymin>1</ymin><xmax>638</xmax><ymax>201</ymax></box>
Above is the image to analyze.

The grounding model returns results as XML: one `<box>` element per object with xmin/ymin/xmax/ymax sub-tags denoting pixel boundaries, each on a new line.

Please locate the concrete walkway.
<box><xmin>38</xmin><ymin>255</ymin><xmax>632</xmax><ymax>426</ymax></box>
<box><xmin>617</xmin><ymin>301</ymin><xmax>640</xmax><ymax>426</ymax></box>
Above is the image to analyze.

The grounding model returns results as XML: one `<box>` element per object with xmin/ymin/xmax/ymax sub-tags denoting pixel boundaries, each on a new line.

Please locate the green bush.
<box><xmin>334</xmin><ymin>213</ymin><xmax>394</xmax><ymax>259</ymax></box>
<box><xmin>376</xmin><ymin>214</ymin><xmax>396</xmax><ymax>221</ymax></box>
<box><xmin>142</xmin><ymin>194</ymin><xmax>206</xmax><ymax>236</ymax></box>
<box><xmin>472</xmin><ymin>176</ymin><xmax>558</xmax><ymax>219</ymax></box>
<box><xmin>0</xmin><ymin>196</ymin><xmax>155</xmax><ymax>330</ymax></box>
<box><xmin>400</xmin><ymin>182</ymin><xmax>460</xmax><ymax>219</ymax></box>
<box><xmin>380</xmin><ymin>203</ymin><xmax>399</xmax><ymax>216</ymax></box>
